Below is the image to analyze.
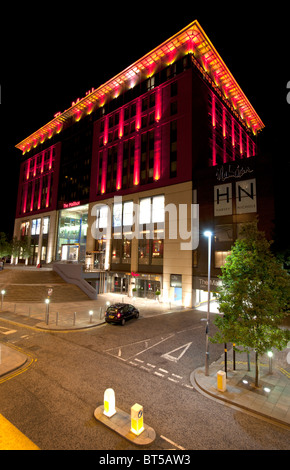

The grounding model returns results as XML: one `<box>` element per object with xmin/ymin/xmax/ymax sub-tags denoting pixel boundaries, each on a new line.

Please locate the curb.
<box><xmin>191</xmin><ymin>367</ymin><xmax>290</xmax><ymax>429</ymax></box>
<box><xmin>94</xmin><ymin>405</ymin><xmax>156</xmax><ymax>446</ymax></box>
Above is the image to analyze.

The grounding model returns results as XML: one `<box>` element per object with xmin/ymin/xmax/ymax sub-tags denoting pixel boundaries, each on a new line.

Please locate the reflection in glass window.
<box><xmin>123</xmin><ymin>201</ymin><xmax>133</xmax><ymax>226</ymax></box>
<box><xmin>139</xmin><ymin>198</ymin><xmax>151</xmax><ymax>224</ymax></box>
<box><xmin>152</xmin><ymin>195</ymin><xmax>164</xmax><ymax>223</ymax></box>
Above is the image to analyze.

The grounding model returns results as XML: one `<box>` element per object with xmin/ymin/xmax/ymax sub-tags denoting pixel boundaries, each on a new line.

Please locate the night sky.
<box><xmin>1</xmin><ymin>6</ymin><xmax>289</xmax><ymax>245</ymax></box>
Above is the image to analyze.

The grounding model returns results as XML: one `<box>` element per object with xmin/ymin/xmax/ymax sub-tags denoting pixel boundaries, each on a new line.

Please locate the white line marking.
<box><xmin>172</xmin><ymin>373</ymin><xmax>183</xmax><ymax>379</ymax></box>
<box><xmin>147</xmin><ymin>363</ymin><xmax>156</xmax><ymax>368</ymax></box>
<box><xmin>134</xmin><ymin>358</ymin><xmax>144</xmax><ymax>363</ymax></box>
<box><xmin>162</xmin><ymin>342</ymin><xmax>192</xmax><ymax>363</ymax></box>
<box><xmin>168</xmin><ymin>377</ymin><xmax>179</xmax><ymax>383</ymax></box>
<box><xmin>141</xmin><ymin>366</ymin><xmax>151</xmax><ymax>372</ymax></box>
<box><xmin>160</xmin><ymin>435</ymin><xmax>185</xmax><ymax>451</ymax></box>
<box><xmin>154</xmin><ymin>372</ymin><xmax>164</xmax><ymax>377</ymax></box>
<box><xmin>158</xmin><ymin>368</ymin><xmax>168</xmax><ymax>374</ymax></box>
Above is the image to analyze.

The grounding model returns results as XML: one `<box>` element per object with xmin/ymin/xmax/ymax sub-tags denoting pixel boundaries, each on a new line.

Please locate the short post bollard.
<box><xmin>73</xmin><ymin>312</ymin><xmax>76</xmax><ymax>326</ymax></box>
<box><xmin>103</xmin><ymin>388</ymin><xmax>116</xmax><ymax>418</ymax></box>
<box><xmin>89</xmin><ymin>310</ymin><xmax>93</xmax><ymax>323</ymax></box>
<box><xmin>56</xmin><ymin>312</ymin><xmax>59</xmax><ymax>326</ymax></box>
<box><xmin>131</xmin><ymin>403</ymin><xmax>144</xmax><ymax>436</ymax></box>
<box><xmin>217</xmin><ymin>370</ymin><xmax>227</xmax><ymax>392</ymax></box>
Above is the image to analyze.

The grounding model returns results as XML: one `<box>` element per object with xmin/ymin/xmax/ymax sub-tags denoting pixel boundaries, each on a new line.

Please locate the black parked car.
<box><xmin>105</xmin><ymin>303</ymin><xmax>139</xmax><ymax>326</ymax></box>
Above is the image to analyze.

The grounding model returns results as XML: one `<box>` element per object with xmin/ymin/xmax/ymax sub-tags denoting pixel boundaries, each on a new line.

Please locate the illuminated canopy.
<box><xmin>16</xmin><ymin>20</ymin><xmax>264</xmax><ymax>154</ymax></box>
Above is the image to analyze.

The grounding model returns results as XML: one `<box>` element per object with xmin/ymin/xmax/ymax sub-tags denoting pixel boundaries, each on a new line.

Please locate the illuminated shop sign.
<box><xmin>63</xmin><ymin>201</ymin><xmax>81</xmax><ymax>209</ymax></box>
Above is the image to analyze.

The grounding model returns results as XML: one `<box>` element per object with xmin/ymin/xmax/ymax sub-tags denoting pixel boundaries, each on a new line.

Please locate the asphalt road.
<box><xmin>0</xmin><ymin>309</ymin><xmax>289</xmax><ymax>451</ymax></box>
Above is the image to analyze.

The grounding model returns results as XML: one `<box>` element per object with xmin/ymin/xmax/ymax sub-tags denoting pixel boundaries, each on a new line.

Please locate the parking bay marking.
<box><xmin>0</xmin><ymin>326</ymin><xmax>17</xmax><ymax>335</ymax></box>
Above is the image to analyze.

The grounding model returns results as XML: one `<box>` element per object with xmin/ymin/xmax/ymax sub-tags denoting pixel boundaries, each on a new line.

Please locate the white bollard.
<box><xmin>217</xmin><ymin>370</ymin><xmax>227</xmax><ymax>392</ymax></box>
<box><xmin>103</xmin><ymin>388</ymin><xmax>116</xmax><ymax>418</ymax></box>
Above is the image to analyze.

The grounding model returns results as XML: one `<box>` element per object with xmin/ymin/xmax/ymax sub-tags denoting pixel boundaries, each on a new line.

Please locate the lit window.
<box><xmin>139</xmin><ymin>198</ymin><xmax>151</xmax><ymax>224</ymax></box>
<box><xmin>123</xmin><ymin>201</ymin><xmax>133</xmax><ymax>226</ymax></box>
<box><xmin>99</xmin><ymin>206</ymin><xmax>108</xmax><ymax>228</ymax></box>
<box><xmin>31</xmin><ymin>218</ymin><xmax>41</xmax><ymax>235</ymax></box>
<box><xmin>152</xmin><ymin>195</ymin><xmax>164</xmax><ymax>223</ymax></box>
<box><xmin>42</xmin><ymin>217</ymin><xmax>50</xmax><ymax>234</ymax></box>
<box><xmin>215</xmin><ymin>251</ymin><xmax>231</xmax><ymax>268</ymax></box>
<box><xmin>113</xmin><ymin>203</ymin><xmax>122</xmax><ymax>227</ymax></box>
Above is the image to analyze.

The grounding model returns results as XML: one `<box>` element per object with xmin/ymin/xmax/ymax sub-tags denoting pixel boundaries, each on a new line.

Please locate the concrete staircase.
<box><xmin>0</xmin><ymin>267</ymin><xmax>90</xmax><ymax>302</ymax></box>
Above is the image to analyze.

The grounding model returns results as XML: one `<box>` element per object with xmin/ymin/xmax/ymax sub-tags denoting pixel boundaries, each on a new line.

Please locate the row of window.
<box><xmin>23</xmin><ymin>147</ymin><xmax>56</xmax><ymax>182</ymax></box>
<box><xmin>208</xmin><ymin>93</ymin><xmax>256</xmax><ymax>166</ymax></box>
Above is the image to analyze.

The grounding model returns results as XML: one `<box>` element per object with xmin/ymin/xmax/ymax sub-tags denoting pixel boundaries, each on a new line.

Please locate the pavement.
<box><xmin>0</xmin><ymin>265</ymin><xmax>289</xmax><ymax>445</ymax></box>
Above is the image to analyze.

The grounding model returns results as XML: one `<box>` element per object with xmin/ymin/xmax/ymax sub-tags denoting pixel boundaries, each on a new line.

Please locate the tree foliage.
<box><xmin>210</xmin><ymin>223</ymin><xmax>290</xmax><ymax>385</ymax></box>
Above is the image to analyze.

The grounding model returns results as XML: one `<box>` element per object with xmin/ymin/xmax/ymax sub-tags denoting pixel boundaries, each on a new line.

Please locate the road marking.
<box><xmin>172</xmin><ymin>373</ymin><xmax>183</xmax><ymax>379</ymax></box>
<box><xmin>160</xmin><ymin>435</ymin><xmax>185</xmax><ymax>451</ymax></box>
<box><xmin>0</xmin><ymin>414</ymin><xmax>39</xmax><ymax>450</ymax></box>
<box><xmin>134</xmin><ymin>358</ymin><xmax>144</xmax><ymax>363</ymax></box>
<box><xmin>147</xmin><ymin>363</ymin><xmax>156</xmax><ymax>368</ymax></box>
<box><xmin>159</xmin><ymin>368</ymin><xmax>168</xmax><ymax>374</ymax></box>
<box><xmin>168</xmin><ymin>377</ymin><xmax>179</xmax><ymax>383</ymax></box>
<box><xmin>154</xmin><ymin>371</ymin><xmax>164</xmax><ymax>377</ymax></box>
<box><xmin>0</xmin><ymin>326</ymin><xmax>16</xmax><ymax>335</ymax></box>
<box><xmin>161</xmin><ymin>342</ymin><xmax>192</xmax><ymax>363</ymax></box>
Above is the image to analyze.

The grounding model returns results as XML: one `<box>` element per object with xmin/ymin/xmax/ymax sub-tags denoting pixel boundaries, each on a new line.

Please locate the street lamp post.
<box><xmin>45</xmin><ymin>298</ymin><xmax>50</xmax><ymax>325</ymax></box>
<box><xmin>204</xmin><ymin>231</ymin><xmax>212</xmax><ymax>376</ymax></box>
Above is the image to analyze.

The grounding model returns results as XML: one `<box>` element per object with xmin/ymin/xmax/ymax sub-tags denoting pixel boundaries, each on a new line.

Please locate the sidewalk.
<box><xmin>191</xmin><ymin>348</ymin><xmax>290</xmax><ymax>428</ymax></box>
<box><xmin>0</xmin><ymin>292</ymin><xmax>185</xmax><ymax>331</ymax></box>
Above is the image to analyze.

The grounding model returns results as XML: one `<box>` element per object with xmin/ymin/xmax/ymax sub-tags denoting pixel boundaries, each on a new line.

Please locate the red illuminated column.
<box><xmin>30</xmin><ymin>180</ymin><xmax>36</xmax><ymax>212</ymax></box>
<box><xmin>153</xmin><ymin>125</ymin><xmax>161</xmax><ymax>180</ymax></box>
<box><xmin>222</xmin><ymin>107</ymin><xmax>226</xmax><ymax>138</ymax></box>
<box><xmin>41</xmin><ymin>152</ymin><xmax>44</xmax><ymax>174</ymax></box>
<box><xmin>134</xmin><ymin>134</ymin><xmax>141</xmax><ymax>186</ymax></box>
<box><xmin>38</xmin><ymin>177</ymin><xmax>43</xmax><ymax>210</ymax></box>
<box><xmin>246</xmin><ymin>135</ymin><xmax>250</xmax><ymax>158</ymax></box>
<box><xmin>116</xmin><ymin>143</ymin><xmax>123</xmax><ymax>190</ymax></box>
<box><xmin>49</xmin><ymin>148</ymin><xmax>53</xmax><ymax>170</ymax></box>
<box><xmin>212</xmin><ymin>132</ymin><xmax>216</xmax><ymax>166</ymax></box>
<box><xmin>46</xmin><ymin>174</ymin><xmax>51</xmax><ymax>208</ymax></box>
<box><xmin>101</xmin><ymin>148</ymin><xmax>108</xmax><ymax>194</ymax></box>
<box><xmin>26</xmin><ymin>159</ymin><xmax>30</xmax><ymax>180</ymax></box>
<box><xmin>22</xmin><ymin>184</ymin><xmax>28</xmax><ymax>213</ymax></box>
<box><xmin>239</xmin><ymin>126</ymin><xmax>243</xmax><ymax>156</ymax></box>
<box><xmin>119</xmin><ymin>108</ymin><xmax>124</xmax><ymax>139</ymax></box>
<box><xmin>104</xmin><ymin>116</ymin><xmax>109</xmax><ymax>145</ymax></box>
<box><xmin>155</xmin><ymin>88</ymin><xmax>162</xmax><ymax>122</ymax></box>
<box><xmin>212</xmin><ymin>95</ymin><xmax>216</xmax><ymax>128</ymax></box>
<box><xmin>135</xmin><ymin>98</ymin><xmax>141</xmax><ymax>131</ymax></box>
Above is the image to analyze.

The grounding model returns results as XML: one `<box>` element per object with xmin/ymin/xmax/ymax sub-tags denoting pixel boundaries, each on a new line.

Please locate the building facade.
<box><xmin>13</xmin><ymin>21</ymin><xmax>272</xmax><ymax>307</ymax></box>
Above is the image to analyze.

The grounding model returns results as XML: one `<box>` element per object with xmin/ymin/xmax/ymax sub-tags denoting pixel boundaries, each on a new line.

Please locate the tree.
<box><xmin>210</xmin><ymin>222</ymin><xmax>290</xmax><ymax>387</ymax></box>
<box><xmin>0</xmin><ymin>232</ymin><xmax>11</xmax><ymax>258</ymax></box>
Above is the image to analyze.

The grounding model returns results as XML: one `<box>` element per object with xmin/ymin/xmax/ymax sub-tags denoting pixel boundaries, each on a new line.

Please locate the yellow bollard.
<box><xmin>217</xmin><ymin>370</ymin><xmax>227</xmax><ymax>392</ymax></box>
<box><xmin>131</xmin><ymin>403</ymin><xmax>144</xmax><ymax>436</ymax></box>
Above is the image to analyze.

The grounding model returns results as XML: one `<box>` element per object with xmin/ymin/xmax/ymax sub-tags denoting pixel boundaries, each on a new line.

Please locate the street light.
<box><xmin>1</xmin><ymin>290</ymin><xmax>6</xmax><ymax>310</ymax></box>
<box><xmin>267</xmin><ymin>350</ymin><xmax>273</xmax><ymax>374</ymax></box>
<box><xmin>204</xmin><ymin>230</ymin><xmax>212</xmax><ymax>376</ymax></box>
<box><xmin>89</xmin><ymin>310</ymin><xmax>93</xmax><ymax>323</ymax></box>
<box><xmin>45</xmin><ymin>298</ymin><xmax>50</xmax><ymax>325</ymax></box>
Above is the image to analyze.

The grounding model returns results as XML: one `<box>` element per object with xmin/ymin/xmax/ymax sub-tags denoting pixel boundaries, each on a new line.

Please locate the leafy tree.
<box><xmin>0</xmin><ymin>232</ymin><xmax>12</xmax><ymax>258</ymax></box>
<box><xmin>210</xmin><ymin>223</ymin><xmax>290</xmax><ymax>387</ymax></box>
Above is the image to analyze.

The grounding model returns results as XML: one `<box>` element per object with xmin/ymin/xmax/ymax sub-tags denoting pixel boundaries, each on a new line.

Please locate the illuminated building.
<box><xmin>13</xmin><ymin>20</ymin><xmax>271</xmax><ymax>306</ymax></box>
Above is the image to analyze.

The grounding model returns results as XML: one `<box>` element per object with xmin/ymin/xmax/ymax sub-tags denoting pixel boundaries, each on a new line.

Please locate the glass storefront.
<box><xmin>56</xmin><ymin>204</ymin><xmax>88</xmax><ymax>262</ymax></box>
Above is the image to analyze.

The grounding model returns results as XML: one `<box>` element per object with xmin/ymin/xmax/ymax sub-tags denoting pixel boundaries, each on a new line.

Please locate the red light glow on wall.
<box><xmin>155</xmin><ymin>89</ymin><xmax>162</xmax><ymax>122</ymax></box>
<box><xmin>133</xmin><ymin>137</ymin><xmax>140</xmax><ymax>186</ymax></box>
<box><xmin>153</xmin><ymin>127</ymin><xmax>161</xmax><ymax>181</ymax></box>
